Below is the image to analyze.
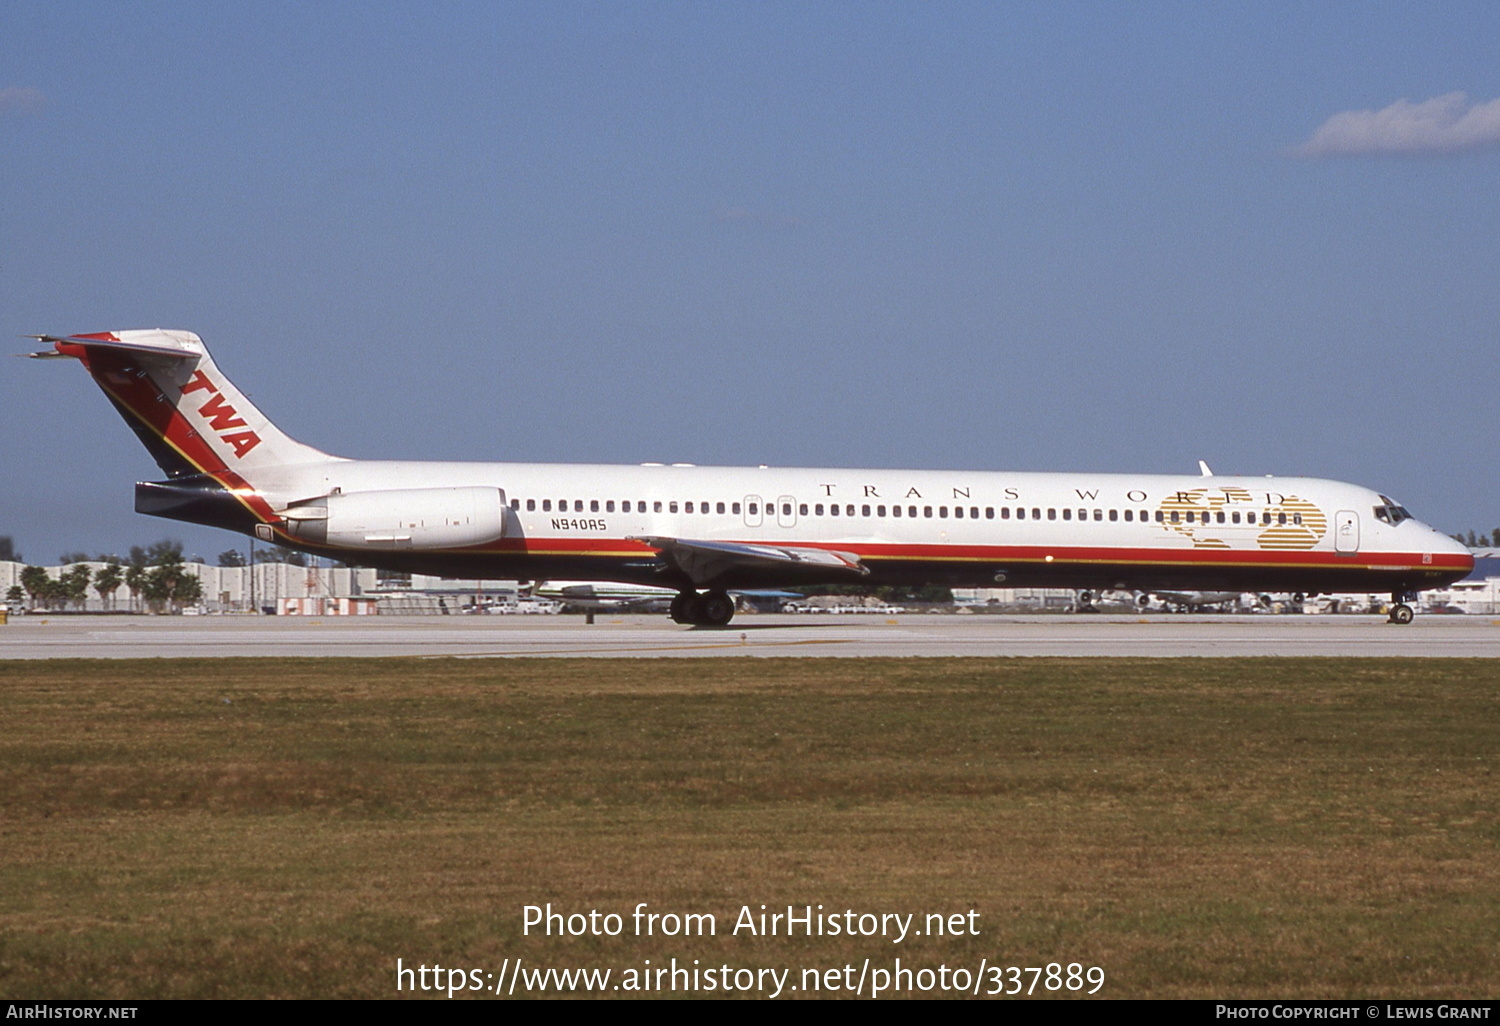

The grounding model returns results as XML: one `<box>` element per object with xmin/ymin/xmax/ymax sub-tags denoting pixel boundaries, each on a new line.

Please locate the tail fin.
<box><xmin>30</xmin><ymin>329</ymin><xmax>337</xmax><ymax>479</ymax></box>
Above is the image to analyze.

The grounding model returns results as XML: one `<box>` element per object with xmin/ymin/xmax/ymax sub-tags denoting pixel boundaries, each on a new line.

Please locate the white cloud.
<box><xmin>0</xmin><ymin>86</ymin><xmax>46</xmax><ymax>117</ymax></box>
<box><xmin>1295</xmin><ymin>92</ymin><xmax>1500</xmax><ymax>157</ymax></box>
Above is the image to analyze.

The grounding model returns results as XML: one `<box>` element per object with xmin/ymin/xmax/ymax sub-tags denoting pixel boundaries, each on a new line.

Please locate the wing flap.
<box><xmin>630</xmin><ymin>536</ymin><xmax>869</xmax><ymax>589</ymax></box>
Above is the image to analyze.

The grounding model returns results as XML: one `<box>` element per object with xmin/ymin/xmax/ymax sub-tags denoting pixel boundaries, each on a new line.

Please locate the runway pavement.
<box><xmin>3</xmin><ymin>611</ymin><xmax>1499</xmax><ymax>658</ymax></box>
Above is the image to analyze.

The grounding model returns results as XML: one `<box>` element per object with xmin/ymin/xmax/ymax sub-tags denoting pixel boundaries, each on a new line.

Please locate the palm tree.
<box><xmin>20</xmin><ymin>565</ymin><xmax>51</xmax><ymax>611</ymax></box>
<box><xmin>61</xmin><ymin>563</ymin><xmax>92</xmax><ymax>611</ymax></box>
<box><xmin>94</xmin><ymin>562</ymin><xmax>124</xmax><ymax>611</ymax></box>
<box><xmin>124</xmin><ymin>564</ymin><xmax>146</xmax><ymax>613</ymax></box>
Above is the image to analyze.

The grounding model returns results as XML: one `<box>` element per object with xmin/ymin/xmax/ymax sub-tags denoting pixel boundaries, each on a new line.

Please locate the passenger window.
<box><xmin>846</xmin><ymin>505</ymin><xmax>855</xmax><ymax>516</ymax></box>
<box><xmin>939</xmin><ymin>507</ymin><xmax>948</xmax><ymax>518</ymax></box>
<box><xmin>732</xmin><ymin>502</ymin><xmax>741</xmax><ymax>515</ymax></box>
<box><xmin>1293</xmin><ymin>512</ymin><xmax>1302</xmax><ymax>525</ymax></box>
<box><xmin>717</xmin><ymin>502</ymin><xmax>726</xmax><ymax>514</ymax></box>
<box><xmin>1062</xmin><ymin>509</ymin><xmax>1072</xmax><ymax>521</ymax></box>
<box><xmin>893</xmin><ymin>505</ymin><xmax>902</xmax><ymax>518</ymax></box>
<box><xmin>786</xmin><ymin>503</ymin><xmax>795</xmax><ymax>516</ymax></box>
<box><xmin>1033</xmin><ymin>508</ymin><xmax>1042</xmax><ymax>520</ymax></box>
<box><xmin>527</xmin><ymin>499</ymin><xmax>536</xmax><ymax>512</ymax></box>
<box><xmin>798</xmin><ymin>503</ymin><xmax>807</xmax><ymax>516</ymax></box>
<box><xmin>1171</xmin><ymin>511</ymin><xmax>1180</xmax><ymax>523</ymax></box>
<box><xmin>877</xmin><ymin>505</ymin><xmax>886</xmax><ymax>517</ymax></box>
<box><xmin>1123</xmin><ymin>509</ymin><xmax>1131</xmax><ymax>521</ymax></box>
<box><xmin>1231</xmin><ymin>511</ymin><xmax>1240</xmax><ymax>523</ymax></box>
<box><xmin>862</xmin><ymin>504</ymin><xmax>871</xmax><ymax>517</ymax></box>
<box><xmin>815</xmin><ymin>504</ymin><xmax>824</xmax><ymax>516</ymax></box>
<box><xmin>685</xmin><ymin>502</ymin><xmax>694</xmax><ymax>514</ymax></box>
<box><xmin>605</xmin><ymin>500</ymin><xmax>614</xmax><ymax>513</ymax></box>
<box><xmin>1109</xmin><ymin>509</ymin><xmax>1118</xmax><ymax>521</ymax></box>
<box><xmin>1278</xmin><ymin>512</ymin><xmax>1287</xmax><ymax>525</ymax></box>
<box><xmin>670</xmin><ymin>502</ymin><xmax>679</xmax><ymax>513</ymax></box>
<box><xmin>1155</xmin><ymin>511</ymin><xmax>1164</xmax><ymax>523</ymax></box>
<box><xmin>986</xmin><ymin>507</ymin><xmax>995</xmax><ymax>519</ymax></box>
<box><xmin>747</xmin><ymin>503</ymin><xmax>756</xmax><ymax>515</ymax></box>
<box><xmin>1000</xmin><ymin>507</ymin><xmax>1010</xmax><ymax>519</ymax></box>
<box><xmin>1016</xmin><ymin>508</ymin><xmax>1025</xmax><ymax>520</ymax></box>
<box><xmin>954</xmin><ymin>507</ymin><xmax>963</xmax><ymax>518</ymax></box>
<box><xmin>830</xmin><ymin>504</ymin><xmax>839</xmax><ymax>516</ymax></box>
<box><xmin>654</xmin><ymin>501</ymin><xmax>663</xmax><ymax>513</ymax></box>
<box><xmin>542</xmin><ymin>499</ymin><xmax>552</xmax><ymax>512</ymax></box>
<box><xmin>590</xmin><ymin>500</ymin><xmax>599</xmax><ymax>512</ymax></box>
<box><xmin>1048</xmin><ymin>508</ymin><xmax>1057</xmax><ymax>520</ymax></box>
<box><xmin>924</xmin><ymin>506</ymin><xmax>933</xmax><ymax>518</ymax></box>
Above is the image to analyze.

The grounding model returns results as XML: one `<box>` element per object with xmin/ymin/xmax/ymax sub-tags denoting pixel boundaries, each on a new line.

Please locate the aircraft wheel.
<box><xmin>700</xmin><ymin>590</ymin><xmax>735</xmax><ymax>626</ymax></box>
<box><xmin>1388</xmin><ymin>603</ymin><xmax>1414</xmax><ymax>625</ymax></box>
<box><xmin>670</xmin><ymin>591</ymin><xmax>702</xmax><ymax>624</ymax></box>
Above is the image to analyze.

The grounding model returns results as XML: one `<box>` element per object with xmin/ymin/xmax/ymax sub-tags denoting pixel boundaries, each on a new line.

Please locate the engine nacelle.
<box><xmin>279</xmin><ymin>486</ymin><xmax>507</xmax><ymax>550</ymax></box>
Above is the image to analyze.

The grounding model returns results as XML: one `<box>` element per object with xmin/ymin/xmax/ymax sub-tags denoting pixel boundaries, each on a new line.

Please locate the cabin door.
<box><xmin>743</xmin><ymin>495</ymin><xmax>763</xmax><ymax>528</ymax></box>
<box><xmin>1334</xmin><ymin>510</ymin><xmax>1359</xmax><ymax>554</ymax></box>
<box><xmin>776</xmin><ymin>495</ymin><xmax>798</xmax><ymax>529</ymax></box>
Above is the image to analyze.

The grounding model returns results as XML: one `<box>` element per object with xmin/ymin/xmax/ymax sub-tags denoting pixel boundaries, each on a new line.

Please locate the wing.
<box><xmin>630</xmin><ymin>536</ymin><xmax>869</xmax><ymax>590</ymax></box>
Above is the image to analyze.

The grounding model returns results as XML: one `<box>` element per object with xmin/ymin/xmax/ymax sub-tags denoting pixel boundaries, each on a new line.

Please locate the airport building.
<box><xmin>0</xmin><ymin>560</ymin><xmax>540</xmax><ymax>615</ymax></box>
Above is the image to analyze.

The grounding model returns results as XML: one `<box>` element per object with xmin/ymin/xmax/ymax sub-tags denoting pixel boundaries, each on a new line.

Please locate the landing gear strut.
<box><xmin>1388</xmin><ymin>591</ymin><xmax>1416</xmax><ymax>625</ymax></box>
<box><xmin>670</xmin><ymin>589</ymin><xmax>735</xmax><ymax>626</ymax></box>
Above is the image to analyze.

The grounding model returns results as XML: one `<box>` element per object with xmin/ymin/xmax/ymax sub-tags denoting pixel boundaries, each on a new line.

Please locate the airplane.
<box><xmin>29</xmin><ymin>329</ymin><xmax>1474</xmax><ymax>627</ymax></box>
<box><xmin>531</xmin><ymin>580</ymin><xmax>676</xmax><ymax>612</ymax></box>
<box><xmin>530</xmin><ymin>581</ymin><xmax>803</xmax><ymax>614</ymax></box>
<box><xmin>1140</xmin><ymin>590</ymin><xmax>1249</xmax><ymax>612</ymax></box>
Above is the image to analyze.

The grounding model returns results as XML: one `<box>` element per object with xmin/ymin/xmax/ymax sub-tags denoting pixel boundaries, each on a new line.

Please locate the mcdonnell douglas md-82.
<box><xmin>31</xmin><ymin>329</ymin><xmax>1473</xmax><ymax>626</ymax></box>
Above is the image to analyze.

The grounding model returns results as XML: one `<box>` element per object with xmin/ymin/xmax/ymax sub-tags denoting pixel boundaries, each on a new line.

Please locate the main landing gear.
<box><xmin>1388</xmin><ymin>591</ymin><xmax>1416</xmax><ymax>625</ymax></box>
<box><xmin>670</xmin><ymin>589</ymin><xmax>736</xmax><ymax>626</ymax></box>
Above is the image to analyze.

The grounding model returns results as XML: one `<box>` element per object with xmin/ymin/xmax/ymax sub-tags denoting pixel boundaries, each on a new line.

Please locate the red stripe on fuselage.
<box><xmin>449</xmin><ymin>534</ymin><xmax>1471</xmax><ymax>574</ymax></box>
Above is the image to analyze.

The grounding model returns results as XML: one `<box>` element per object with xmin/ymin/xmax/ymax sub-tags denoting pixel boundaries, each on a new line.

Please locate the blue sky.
<box><xmin>3</xmin><ymin>1</ymin><xmax>1498</xmax><ymax>562</ymax></box>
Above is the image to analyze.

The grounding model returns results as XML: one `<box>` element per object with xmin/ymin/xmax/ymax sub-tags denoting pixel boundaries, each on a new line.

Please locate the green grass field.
<box><xmin>1</xmin><ymin>657</ymin><xmax>1496</xmax><ymax>999</ymax></box>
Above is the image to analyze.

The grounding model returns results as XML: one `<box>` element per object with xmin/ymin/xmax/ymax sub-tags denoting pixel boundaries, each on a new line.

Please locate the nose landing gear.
<box><xmin>1388</xmin><ymin>591</ymin><xmax>1417</xmax><ymax>625</ymax></box>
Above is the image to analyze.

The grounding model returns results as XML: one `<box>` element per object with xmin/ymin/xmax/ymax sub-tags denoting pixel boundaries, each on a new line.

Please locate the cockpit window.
<box><xmin>1373</xmin><ymin>495</ymin><xmax>1413</xmax><ymax>525</ymax></box>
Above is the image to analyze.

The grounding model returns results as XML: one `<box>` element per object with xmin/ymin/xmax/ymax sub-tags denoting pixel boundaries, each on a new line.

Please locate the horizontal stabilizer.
<box><xmin>24</xmin><ymin>330</ymin><xmax>204</xmax><ymax>361</ymax></box>
<box><xmin>631</xmin><ymin>535</ymin><xmax>868</xmax><ymax>588</ymax></box>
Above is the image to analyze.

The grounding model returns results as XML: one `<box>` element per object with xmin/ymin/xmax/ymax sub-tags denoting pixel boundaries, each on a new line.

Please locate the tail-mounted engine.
<box><xmin>276</xmin><ymin>486</ymin><xmax>507</xmax><ymax>550</ymax></box>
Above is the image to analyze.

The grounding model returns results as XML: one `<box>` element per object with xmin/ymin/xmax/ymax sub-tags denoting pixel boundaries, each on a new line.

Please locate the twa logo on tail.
<box><xmin>181</xmin><ymin>369</ymin><xmax>262</xmax><ymax>458</ymax></box>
